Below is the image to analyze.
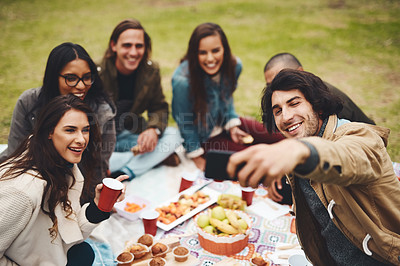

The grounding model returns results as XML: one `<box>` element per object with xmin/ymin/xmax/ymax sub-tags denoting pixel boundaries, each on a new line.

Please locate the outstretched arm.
<box><xmin>227</xmin><ymin>139</ymin><xmax>310</xmax><ymax>188</ymax></box>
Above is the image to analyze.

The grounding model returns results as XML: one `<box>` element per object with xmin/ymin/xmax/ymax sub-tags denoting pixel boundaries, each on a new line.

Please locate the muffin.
<box><xmin>129</xmin><ymin>243</ymin><xmax>149</xmax><ymax>259</ymax></box>
<box><xmin>172</xmin><ymin>246</ymin><xmax>189</xmax><ymax>262</ymax></box>
<box><xmin>151</xmin><ymin>242</ymin><xmax>169</xmax><ymax>258</ymax></box>
<box><xmin>148</xmin><ymin>257</ymin><xmax>166</xmax><ymax>266</ymax></box>
<box><xmin>115</xmin><ymin>252</ymin><xmax>134</xmax><ymax>266</ymax></box>
<box><xmin>138</xmin><ymin>234</ymin><xmax>153</xmax><ymax>247</ymax></box>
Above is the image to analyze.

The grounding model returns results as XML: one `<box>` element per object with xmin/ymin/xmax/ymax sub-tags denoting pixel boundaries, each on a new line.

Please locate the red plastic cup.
<box><xmin>140</xmin><ymin>210</ymin><xmax>160</xmax><ymax>236</ymax></box>
<box><xmin>241</xmin><ymin>186</ymin><xmax>256</xmax><ymax>206</ymax></box>
<box><xmin>178</xmin><ymin>171</ymin><xmax>198</xmax><ymax>192</ymax></box>
<box><xmin>98</xmin><ymin>178</ymin><xmax>124</xmax><ymax>212</ymax></box>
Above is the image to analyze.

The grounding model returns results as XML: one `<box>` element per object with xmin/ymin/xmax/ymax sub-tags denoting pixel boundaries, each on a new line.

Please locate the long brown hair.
<box><xmin>182</xmin><ymin>22</ymin><xmax>237</xmax><ymax>126</ymax></box>
<box><xmin>0</xmin><ymin>94</ymin><xmax>101</xmax><ymax>239</ymax></box>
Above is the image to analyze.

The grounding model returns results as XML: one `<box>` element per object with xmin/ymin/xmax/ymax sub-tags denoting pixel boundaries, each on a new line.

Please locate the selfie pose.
<box><xmin>172</xmin><ymin>22</ymin><xmax>283</xmax><ymax>171</ymax></box>
<box><xmin>0</xmin><ymin>95</ymin><xmax>126</xmax><ymax>265</ymax></box>
<box><xmin>263</xmin><ymin>52</ymin><xmax>376</xmax><ymax>205</ymax></box>
<box><xmin>228</xmin><ymin>69</ymin><xmax>400</xmax><ymax>265</ymax></box>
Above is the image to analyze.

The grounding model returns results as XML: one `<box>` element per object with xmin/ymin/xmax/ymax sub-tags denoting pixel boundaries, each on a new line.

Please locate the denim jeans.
<box><xmin>109</xmin><ymin>127</ymin><xmax>183</xmax><ymax>179</ymax></box>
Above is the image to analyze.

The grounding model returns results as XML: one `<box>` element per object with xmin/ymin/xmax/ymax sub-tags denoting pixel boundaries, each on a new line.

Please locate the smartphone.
<box><xmin>205</xmin><ymin>150</ymin><xmax>244</xmax><ymax>181</ymax></box>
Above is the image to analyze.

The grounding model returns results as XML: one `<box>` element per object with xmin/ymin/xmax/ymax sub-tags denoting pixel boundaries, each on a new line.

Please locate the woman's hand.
<box><xmin>137</xmin><ymin>128</ymin><xmax>159</xmax><ymax>153</ymax></box>
<box><xmin>229</xmin><ymin>126</ymin><xmax>251</xmax><ymax>144</ymax></box>
<box><xmin>94</xmin><ymin>175</ymin><xmax>129</xmax><ymax>206</ymax></box>
<box><xmin>192</xmin><ymin>156</ymin><xmax>206</xmax><ymax>171</ymax></box>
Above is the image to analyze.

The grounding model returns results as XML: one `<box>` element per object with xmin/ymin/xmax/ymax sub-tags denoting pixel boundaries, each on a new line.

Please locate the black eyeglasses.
<box><xmin>59</xmin><ymin>73</ymin><xmax>95</xmax><ymax>87</ymax></box>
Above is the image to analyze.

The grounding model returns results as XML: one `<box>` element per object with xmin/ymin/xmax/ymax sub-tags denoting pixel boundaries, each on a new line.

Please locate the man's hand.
<box><xmin>137</xmin><ymin>128</ymin><xmax>159</xmax><ymax>153</ymax></box>
<box><xmin>229</xmin><ymin>126</ymin><xmax>251</xmax><ymax>144</ymax></box>
<box><xmin>266</xmin><ymin>179</ymin><xmax>284</xmax><ymax>202</ymax></box>
<box><xmin>227</xmin><ymin>139</ymin><xmax>310</xmax><ymax>188</ymax></box>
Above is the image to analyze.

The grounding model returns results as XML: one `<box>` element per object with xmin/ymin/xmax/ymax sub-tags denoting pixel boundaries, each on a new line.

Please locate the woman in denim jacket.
<box><xmin>172</xmin><ymin>23</ymin><xmax>283</xmax><ymax>170</ymax></box>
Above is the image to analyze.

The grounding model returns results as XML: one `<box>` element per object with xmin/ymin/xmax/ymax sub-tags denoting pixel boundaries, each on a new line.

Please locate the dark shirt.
<box><xmin>115</xmin><ymin>72</ymin><xmax>136</xmax><ymax>133</ymax></box>
<box><xmin>324</xmin><ymin>82</ymin><xmax>375</xmax><ymax>125</ymax></box>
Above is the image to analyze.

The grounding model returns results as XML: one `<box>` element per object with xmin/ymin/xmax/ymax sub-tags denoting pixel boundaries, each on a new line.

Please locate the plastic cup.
<box><xmin>141</xmin><ymin>210</ymin><xmax>160</xmax><ymax>236</ymax></box>
<box><xmin>178</xmin><ymin>171</ymin><xmax>198</xmax><ymax>192</ymax></box>
<box><xmin>241</xmin><ymin>186</ymin><xmax>256</xmax><ymax>206</ymax></box>
<box><xmin>98</xmin><ymin>178</ymin><xmax>124</xmax><ymax>212</ymax></box>
<box><xmin>288</xmin><ymin>254</ymin><xmax>310</xmax><ymax>266</ymax></box>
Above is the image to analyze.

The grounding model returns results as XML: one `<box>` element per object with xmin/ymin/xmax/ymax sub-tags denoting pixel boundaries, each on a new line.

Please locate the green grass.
<box><xmin>1</xmin><ymin>0</ymin><xmax>399</xmax><ymax>161</ymax></box>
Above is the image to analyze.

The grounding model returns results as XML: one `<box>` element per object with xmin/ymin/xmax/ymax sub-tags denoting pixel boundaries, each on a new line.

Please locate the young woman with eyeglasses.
<box><xmin>0</xmin><ymin>94</ymin><xmax>127</xmax><ymax>265</ymax></box>
<box><xmin>0</xmin><ymin>42</ymin><xmax>116</xmax><ymax>204</ymax></box>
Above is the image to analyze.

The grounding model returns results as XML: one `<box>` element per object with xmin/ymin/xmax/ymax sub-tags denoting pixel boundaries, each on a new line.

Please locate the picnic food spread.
<box><xmin>112</xmin><ymin>179</ymin><xmax>298</xmax><ymax>265</ymax></box>
<box><xmin>156</xmin><ymin>191</ymin><xmax>210</xmax><ymax>225</ymax></box>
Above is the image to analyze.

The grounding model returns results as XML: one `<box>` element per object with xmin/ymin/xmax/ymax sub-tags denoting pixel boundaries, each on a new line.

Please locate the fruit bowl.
<box><xmin>194</xmin><ymin>208</ymin><xmax>252</xmax><ymax>256</ymax></box>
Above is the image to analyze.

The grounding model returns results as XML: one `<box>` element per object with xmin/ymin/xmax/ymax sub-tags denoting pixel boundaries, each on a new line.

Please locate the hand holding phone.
<box><xmin>205</xmin><ymin>150</ymin><xmax>244</xmax><ymax>181</ymax></box>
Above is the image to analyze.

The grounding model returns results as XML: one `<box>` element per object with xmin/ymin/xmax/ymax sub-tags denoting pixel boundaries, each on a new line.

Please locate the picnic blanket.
<box><xmin>89</xmin><ymin>152</ymin><xmax>299</xmax><ymax>265</ymax></box>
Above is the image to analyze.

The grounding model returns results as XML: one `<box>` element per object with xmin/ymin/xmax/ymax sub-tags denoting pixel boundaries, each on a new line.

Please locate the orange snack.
<box><xmin>156</xmin><ymin>191</ymin><xmax>210</xmax><ymax>225</ymax></box>
<box><xmin>124</xmin><ymin>202</ymin><xmax>146</xmax><ymax>213</ymax></box>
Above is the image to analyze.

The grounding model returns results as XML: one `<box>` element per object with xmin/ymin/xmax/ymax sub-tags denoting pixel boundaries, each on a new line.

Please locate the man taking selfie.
<box><xmin>227</xmin><ymin>69</ymin><xmax>400</xmax><ymax>265</ymax></box>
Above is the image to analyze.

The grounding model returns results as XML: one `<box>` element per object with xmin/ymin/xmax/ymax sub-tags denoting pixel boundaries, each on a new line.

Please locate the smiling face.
<box><xmin>112</xmin><ymin>29</ymin><xmax>145</xmax><ymax>75</ymax></box>
<box><xmin>198</xmin><ymin>34</ymin><xmax>224</xmax><ymax>76</ymax></box>
<box><xmin>58</xmin><ymin>59</ymin><xmax>92</xmax><ymax>100</ymax></box>
<box><xmin>271</xmin><ymin>89</ymin><xmax>322</xmax><ymax>138</ymax></box>
<box><xmin>49</xmin><ymin>109</ymin><xmax>90</xmax><ymax>164</ymax></box>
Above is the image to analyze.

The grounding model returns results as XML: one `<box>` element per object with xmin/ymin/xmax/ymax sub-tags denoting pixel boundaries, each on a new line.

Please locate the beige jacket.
<box><xmin>0</xmin><ymin>164</ymin><xmax>98</xmax><ymax>266</ymax></box>
<box><xmin>290</xmin><ymin>115</ymin><xmax>400</xmax><ymax>265</ymax></box>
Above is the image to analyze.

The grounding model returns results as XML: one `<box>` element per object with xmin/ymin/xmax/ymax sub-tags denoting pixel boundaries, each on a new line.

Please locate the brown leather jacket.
<box><xmin>290</xmin><ymin>115</ymin><xmax>400</xmax><ymax>265</ymax></box>
<box><xmin>98</xmin><ymin>57</ymin><xmax>168</xmax><ymax>134</ymax></box>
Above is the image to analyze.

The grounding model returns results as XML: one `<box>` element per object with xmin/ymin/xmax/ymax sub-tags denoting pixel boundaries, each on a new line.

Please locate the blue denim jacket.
<box><xmin>171</xmin><ymin>58</ymin><xmax>242</xmax><ymax>153</ymax></box>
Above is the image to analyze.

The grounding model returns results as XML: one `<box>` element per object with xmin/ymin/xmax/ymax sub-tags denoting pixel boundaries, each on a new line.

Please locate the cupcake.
<box><xmin>115</xmin><ymin>252</ymin><xmax>134</xmax><ymax>266</ymax></box>
<box><xmin>151</xmin><ymin>242</ymin><xmax>169</xmax><ymax>258</ymax></box>
<box><xmin>172</xmin><ymin>246</ymin><xmax>189</xmax><ymax>262</ymax></box>
<box><xmin>128</xmin><ymin>243</ymin><xmax>149</xmax><ymax>259</ymax></box>
<box><xmin>138</xmin><ymin>234</ymin><xmax>154</xmax><ymax>247</ymax></box>
<box><xmin>148</xmin><ymin>257</ymin><xmax>166</xmax><ymax>266</ymax></box>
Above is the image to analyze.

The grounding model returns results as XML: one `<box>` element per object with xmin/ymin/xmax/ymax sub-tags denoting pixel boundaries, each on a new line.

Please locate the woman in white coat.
<box><xmin>0</xmin><ymin>95</ymin><xmax>126</xmax><ymax>265</ymax></box>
